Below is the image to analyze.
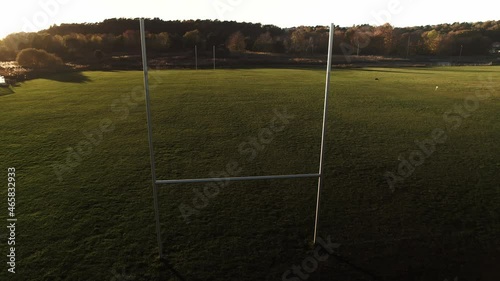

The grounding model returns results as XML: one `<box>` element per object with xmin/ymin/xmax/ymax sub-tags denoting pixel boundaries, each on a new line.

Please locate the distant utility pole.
<box><xmin>195</xmin><ymin>45</ymin><xmax>198</xmax><ymax>70</ymax></box>
<box><xmin>459</xmin><ymin>45</ymin><xmax>463</xmax><ymax>63</ymax></box>
<box><xmin>406</xmin><ymin>35</ymin><xmax>411</xmax><ymax>58</ymax></box>
<box><xmin>213</xmin><ymin>45</ymin><xmax>216</xmax><ymax>70</ymax></box>
<box><xmin>357</xmin><ymin>41</ymin><xmax>360</xmax><ymax>56</ymax></box>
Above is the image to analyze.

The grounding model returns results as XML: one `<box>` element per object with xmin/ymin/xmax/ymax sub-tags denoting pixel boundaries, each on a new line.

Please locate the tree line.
<box><xmin>1</xmin><ymin>18</ymin><xmax>499</xmax><ymax>63</ymax></box>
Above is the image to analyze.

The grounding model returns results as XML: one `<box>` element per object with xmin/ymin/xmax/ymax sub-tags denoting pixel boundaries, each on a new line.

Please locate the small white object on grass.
<box><xmin>435</xmin><ymin>86</ymin><xmax>439</xmax><ymax>91</ymax></box>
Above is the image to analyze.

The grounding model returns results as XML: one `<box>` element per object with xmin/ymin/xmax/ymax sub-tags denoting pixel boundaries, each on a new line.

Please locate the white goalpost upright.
<box><xmin>139</xmin><ymin>18</ymin><xmax>334</xmax><ymax>258</ymax></box>
<box><xmin>139</xmin><ymin>19</ymin><xmax>163</xmax><ymax>257</ymax></box>
<box><xmin>195</xmin><ymin>45</ymin><xmax>198</xmax><ymax>70</ymax></box>
<box><xmin>314</xmin><ymin>22</ymin><xmax>335</xmax><ymax>244</ymax></box>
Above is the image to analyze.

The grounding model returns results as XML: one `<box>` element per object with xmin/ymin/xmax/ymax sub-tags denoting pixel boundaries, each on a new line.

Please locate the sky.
<box><xmin>1</xmin><ymin>0</ymin><xmax>498</xmax><ymax>39</ymax></box>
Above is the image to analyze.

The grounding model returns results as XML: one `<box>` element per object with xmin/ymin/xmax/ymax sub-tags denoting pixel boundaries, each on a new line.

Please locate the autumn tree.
<box><xmin>226</xmin><ymin>31</ymin><xmax>246</xmax><ymax>52</ymax></box>
<box><xmin>253</xmin><ymin>32</ymin><xmax>274</xmax><ymax>52</ymax></box>
<box><xmin>373</xmin><ymin>23</ymin><xmax>394</xmax><ymax>55</ymax></box>
<box><xmin>150</xmin><ymin>32</ymin><xmax>171</xmax><ymax>52</ymax></box>
<box><xmin>290</xmin><ymin>27</ymin><xmax>309</xmax><ymax>53</ymax></box>
<box><xmin>88</xmin><ymin>34</ymin><xmax>103</xmax><ymax>50</ymax></box>
<box><xmin>183</xmin><ymin>29</ymin><xmax>202</xmax><ymax>48</ymax></box>
<box><xmin>16</xmin><ymin>48</ymin><xmax>63</xmax><ymax>69</ymax></box>
<box><xmin>2</xmin><ymin>33</ymin><xmax>31</xmax><ymax>53</ymax></box>
<box><xmin>344</xmin><ymin>25</ymin><xmax>374</xmax><ymax>55</ymax></box>
<box><xmin>1</xmin><ymin>18</ymin><xmax>500</xmax><ymax>62</ymax></box>
<box><xmin>0</xmin><ymin>41</ymin><xmax>15</xmax><ymax>60</ymax></box>
<box><xmin>122</xmin><ymin>30</ymin><xmax>139</xmax><ymax>50</ymax></box>
<box><xmin>423</xmin><ymin>29</ymin><xmax>442</xmax><ymax>54</ymax></box>
<box><xmin>312</xmin><ymin>26</ymin><xmax>331</xmax><ymax>54</ymax></box>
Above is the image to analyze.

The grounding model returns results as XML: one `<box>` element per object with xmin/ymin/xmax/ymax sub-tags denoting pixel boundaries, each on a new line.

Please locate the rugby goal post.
<box><xmin>139</xmin><ymin>19</ymin><xmax>334</xmax><ymax>258</ymax></box>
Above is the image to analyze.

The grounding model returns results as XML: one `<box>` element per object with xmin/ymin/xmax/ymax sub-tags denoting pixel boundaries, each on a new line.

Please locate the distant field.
<box><xmin>1</xmin><ymin>67</ymin><xmax>499</xmax><ymax>281</ymax></box>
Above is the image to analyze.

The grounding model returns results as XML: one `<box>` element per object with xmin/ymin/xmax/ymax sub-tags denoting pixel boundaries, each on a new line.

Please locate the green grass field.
<box><xmin>1</xmin><ymin>67</ymin><xmax>499</xmax><ymax>281</ymax></box>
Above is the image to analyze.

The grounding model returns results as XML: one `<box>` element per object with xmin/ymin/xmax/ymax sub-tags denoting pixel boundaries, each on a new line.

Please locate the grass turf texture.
<box><xmin>1</xmin><ymin>67</ymin><xmax>499</xmax><ymax>281</ymax></box>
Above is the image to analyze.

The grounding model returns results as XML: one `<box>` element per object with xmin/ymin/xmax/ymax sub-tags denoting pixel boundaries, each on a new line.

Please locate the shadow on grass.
<box><xmin>159</xmin><ymin>257</ymin><xmax>187</xmax><ymax>281</ymax></box>
<box><xmin>353</xmin><ymin>68</ymin><xmax>430</xmax><ymax>75</ymax></box>
<box><xmin>157</xmin><ymin>250</ymin><xmax>383</xmax><ymax>281</ymax></box>
<box><xmin>329</xmin><ymin>252</ymin><xmax>384</xmax><ymax>281</ymax></box>
<box><xmin>37</xmin><ymin>71</ymin><xmax>91</xmax><ymax>83</ymax></box>
<box><xmin>0</xmin><ymin>86</ymin><xmax>15</xmax><ymax>97</ymax></box>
